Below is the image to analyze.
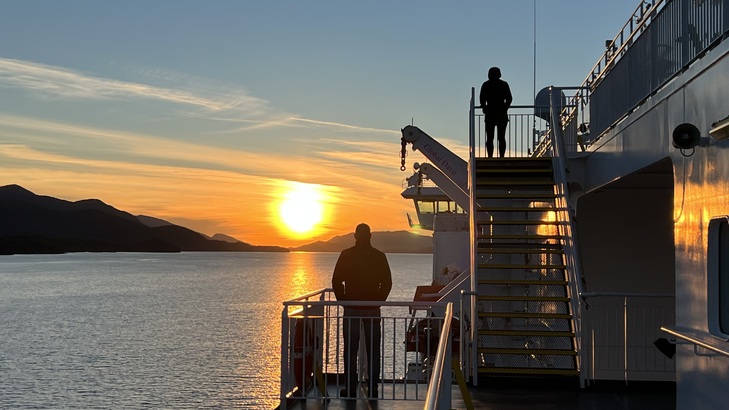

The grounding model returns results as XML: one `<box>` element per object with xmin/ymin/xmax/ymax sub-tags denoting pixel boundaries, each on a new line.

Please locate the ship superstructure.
<box><xmin>280</xmin><ymin>1</ymin><xmax>729</xmax><ymax>407</ymax></box>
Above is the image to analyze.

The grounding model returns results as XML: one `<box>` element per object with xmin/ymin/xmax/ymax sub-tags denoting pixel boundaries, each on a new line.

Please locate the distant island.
<box><xmin>0</xmin><ymin>184</ymin><xmax>432</xmax><ymax>255</ymax></box>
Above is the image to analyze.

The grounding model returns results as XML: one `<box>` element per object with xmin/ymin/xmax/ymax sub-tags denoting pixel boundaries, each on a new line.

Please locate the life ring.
<box><xmin>292</xmin><ymin>317</ymin><xmax>315</xmax><ymax>393</ymax></box>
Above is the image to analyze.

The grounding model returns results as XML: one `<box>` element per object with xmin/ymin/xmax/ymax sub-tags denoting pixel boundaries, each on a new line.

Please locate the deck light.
<box><xmin>709</xmin><ymin>115</ymin><xmax>729</xmax><ymax>141</ymax></box>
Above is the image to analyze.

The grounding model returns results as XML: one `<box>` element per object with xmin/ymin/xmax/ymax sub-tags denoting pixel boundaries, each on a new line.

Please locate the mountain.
<box><xmin>0</xmin><ymin>184</ymin><xmax>288</xmax><ymax>255</ymax></box>
<box><xmin>211</xmin><ymin>233</ymin><xmax>244</xmax><ymax>243</ymax></box>
<box><xmin>291</xmin><ymin>230</ymin><xmax>433</xmax><ymax>253</ymax></box>
<box><xmin>136</xmin><ymin>214</ymin><xmax>173</xmax><ymax>228</ymax></box>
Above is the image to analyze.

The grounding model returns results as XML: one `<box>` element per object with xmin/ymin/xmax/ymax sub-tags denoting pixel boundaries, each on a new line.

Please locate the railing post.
<box><xmin>468</xmin><ymin>88</ymin><xmax>479</xmax><ymax>386</ymax></box>
<box><xmin>439</xmin><ymin>333</ymin><xmax>453</xmax><ymax>408</ymax></box>
<box><xmin>280</xmin><ymin>306</ymin><xmax>290</xmax><ymax>410</ymax></box>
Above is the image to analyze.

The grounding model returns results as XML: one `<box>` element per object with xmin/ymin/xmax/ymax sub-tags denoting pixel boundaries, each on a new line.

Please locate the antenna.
<box><xmin>533</xmin><ymin>0</ymin><xmax>537</xmax><ymax>104</ymax></box>
<box><xmin>532</xmin><ymin>0</ymin><xmax>537</xmax><ymax>150</ymax></box>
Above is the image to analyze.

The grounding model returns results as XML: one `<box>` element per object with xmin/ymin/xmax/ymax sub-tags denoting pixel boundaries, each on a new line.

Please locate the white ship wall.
<box><xmin>571</xmin><ymin>38</ymin><xmax>729</xmax><ymax>406</ymax></box>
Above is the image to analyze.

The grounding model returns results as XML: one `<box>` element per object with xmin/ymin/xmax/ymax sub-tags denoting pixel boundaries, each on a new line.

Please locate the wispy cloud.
<box><xmin>0</xmin><ymin>57</ymin><xmax>268</xmax><ymax>114</ymax></box>
<box><xmin>289</xmin><ymin>117</ymin><xmax>400</xmax><ymax>135</ymax></box>
<box><xmin>0</xmin><ymin>114</ymin><xmax>401</xmax><ymax>188</ymax></box>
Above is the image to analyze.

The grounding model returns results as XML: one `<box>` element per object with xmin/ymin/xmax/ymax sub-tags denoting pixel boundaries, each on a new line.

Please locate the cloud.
<box><xmin>0</xmin><ymin>114</ymin><xmax>402</xmax><ymax>188</ymax></box>
<box><xmin>0</xmin><ymin>57</ymin><xmax>268</xmax><ymax>114</ymax></box>
<box><xmin>289</xmin><ymin>117</ymin><xmax>400</xmax><ymax>135</ymax></box>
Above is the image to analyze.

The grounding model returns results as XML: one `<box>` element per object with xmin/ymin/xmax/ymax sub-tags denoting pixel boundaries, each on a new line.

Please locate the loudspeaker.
<box><xmin>672</xmin><ymin>123</ymin><xmax>701</xmax><ymax>149</ymax></box>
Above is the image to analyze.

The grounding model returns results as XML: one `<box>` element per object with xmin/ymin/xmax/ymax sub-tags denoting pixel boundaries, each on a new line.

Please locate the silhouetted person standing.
<box><xmin>479</xmin><ymin>67</ymin><xmax>513</xmax><ymax>157</ymax></box>
<box><xmin>332</xmin><ymin>223</ymin><xmax>392</xmax><ymax>399</ymax></box>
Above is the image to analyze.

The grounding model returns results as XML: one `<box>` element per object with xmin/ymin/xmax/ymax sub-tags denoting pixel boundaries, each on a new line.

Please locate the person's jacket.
<box><xmin>479</xmin><ymin>78</ymin><xmax>512</xmax><ymax>123</ymax></box>
<box><xmin>332</xmin><ymin>240</ymin><xmax>392</xmax><ymax>305</ymax></box>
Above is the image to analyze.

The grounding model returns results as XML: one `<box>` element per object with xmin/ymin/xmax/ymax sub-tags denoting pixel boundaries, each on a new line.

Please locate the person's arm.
<box><xmin>479</xmin><ymin>83</ymin><xmax>487</xmax><ymax>113</ymax></box>
<box><xmin>378</xmin><ymin>254</ymin><xmax>393</xmax><ymax>300</ymax></box>
<box><xmin>332</xmin><ymin>254</ymin><xmax>346</xmax><ymax>300</ymax></box>
<box><xmin>505</xmin><ymin>83</ymin><xmax>513</xmax><ymax>109</ymax></box>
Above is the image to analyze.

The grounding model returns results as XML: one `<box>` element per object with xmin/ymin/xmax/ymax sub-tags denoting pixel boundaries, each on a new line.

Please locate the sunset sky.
<box><xmin>0</xmin><ymin>1</ymin><xmax>633</xmax><ymax>247</ymax></box>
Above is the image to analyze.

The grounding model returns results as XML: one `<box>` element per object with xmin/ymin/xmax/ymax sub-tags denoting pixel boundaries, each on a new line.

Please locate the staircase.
<box><xmin>473</xmin><ymin>157</ymin><xmax>578</xmax><ymax>379</ymax></box>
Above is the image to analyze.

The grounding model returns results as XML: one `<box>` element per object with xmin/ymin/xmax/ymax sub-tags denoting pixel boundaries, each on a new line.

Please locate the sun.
<box><xmin>278</xmin><ymin>183</ymin><xmax>324</xmax><ymax>234</ymax></box>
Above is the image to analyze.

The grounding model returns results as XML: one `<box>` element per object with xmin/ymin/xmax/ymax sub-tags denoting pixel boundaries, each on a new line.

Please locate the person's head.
<box><xmin>488</xmin><ymin>66</ymin><xmax>502</xmax><ymax>80</ymax></box>
<box><xmin>354</xmin><ymin>223</ymin><xmax>371</xmax><ymax>241</ymax></box>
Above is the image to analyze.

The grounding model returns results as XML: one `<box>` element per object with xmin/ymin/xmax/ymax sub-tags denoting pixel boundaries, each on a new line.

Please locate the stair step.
<box><xmin>479</xmin><ymin>220</ymin><xmax>559</xmax><ymax>226</ymax></box>
<box><xmin>476</xmin><ymin>193</ymin><xmax>558</xmax><ymax>199</ymax></box>
<box><xmin>479</xmin><ymin>279</ymin><xmax>568</xmax><ymax>286</ymax></box>
<box><xmin>477</xmin><ymin>248</ymin><xmax>564</xmax><ymax>254</ymax></box>
<box><xmin>478</xmin><ymin>367</ymin><xmax>579</xmax><ymax>376</ymax></box>
<box><xmin>478</xmin><ymin>348</ymin><xmax>577</xmax><ymax>356</ymax></box>
<box><xmin>477</xmin><ymin>234</ymin><xmax>563</xmax><ymax>240</ymax></box>
<box><xmin>476</xmin><ymin>179</ymin><xmax>554</xmax><ymax>186</ymax></box>
<box><xmin>478</xmin><ymin>329</ymin><xmax>575</xmax><ymax>337</ymax></box>
<box><xmin>478</xmin><ymin>207</ymin><xmax>556</xmax><ymax>212</ymax></box>
<box><xmin>479</xmin><ymin>312</ymin><xmax>573</xmax><ymax>319</ymax></box>
<box><xmin>478</xmin><ymin>295</ymin><xmax>569</xmax><ymax>302</ymax></box>
<box><xmin>477</xmin><ymin>263</ymin><xmax>566</xmax><ymax>270</ymax></box>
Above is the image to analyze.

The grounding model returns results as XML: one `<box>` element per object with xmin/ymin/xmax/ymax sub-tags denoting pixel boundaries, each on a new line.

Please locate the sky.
<box><xmin>0</xmin><ymin>1</ymin><xmax>636</xmax><ymax>247</ymax></box>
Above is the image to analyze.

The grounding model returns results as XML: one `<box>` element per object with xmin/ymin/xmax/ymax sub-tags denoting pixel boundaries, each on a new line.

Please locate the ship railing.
<box><xmin>661</xmin><ymin>325</ymin><xmax>729</xmax><ymax>358</ymax></box>
<box><xmin>583</xmin><ymin>292</ymin><xmax>676</xmax><ymax>383</ymax></box>
<box><xmin>472</xmin><ymin>104</ymin><xmax>550</xmax><ymax>158</ymax></box>
<box><xmin>562</xmin><ymin>0</ymin><xmax>729</xmax><ymax>149</ymax></box>
<box><xmin>424</xmin><ymin>302</ymin><xmax>454</xmax><ymax>410</ymax></box>
<box><xmin>547</xmin><ymin>87</ymin><xmax>589</xmax><ymax>387</ymax></box>
<box><xmin>280</xmin><ymin>289</ymin><xmax>452</xmax><ymax>408</ymax></box>
<box><xmin>471</xmin><ymin>101</ymin><xmax>587</xmax><ymax>159</ymax></box>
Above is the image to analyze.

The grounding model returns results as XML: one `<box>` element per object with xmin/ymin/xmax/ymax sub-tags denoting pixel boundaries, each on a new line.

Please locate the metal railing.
<box><xmin>548</xmin><ymin>87</ymin><xmax>588</xmax><ymax>387</ymax></box>
<box><xmin>423</xmin><ymin>302</ymin><xmax>454</xmax><ymax>409</ymax></box>
<box><xmin>472</xmin><ymin>105</ymin><xmax>549</xmax><ymax>157</ymax></box>
<box><xmin>556</xmin><ymin>0</ymin><xmax>729</xmax><ymax>150</ymax></box>
<box><xmin>583</xmin><ymin>293</ymin><xmax>676</xmax><ymax>383</ymax></box>
<box><xmin>661</xmin><ymin>325</ymin><xmax>729</xmax><ymax>358</ymax></box>
<box><xmin>280</xmin><ymin>289</ymin><xmax>451</xmax><ymax>408</ymax></box>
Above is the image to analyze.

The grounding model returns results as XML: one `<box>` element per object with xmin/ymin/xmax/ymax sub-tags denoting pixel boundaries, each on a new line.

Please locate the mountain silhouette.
<box><xmin>291</xmin><ymin>230</ymin><xmax>433</xmax><ymax>254</ymax></box>
<box><xmin>0</xmin><ymin>184</ymin><xmax>288</xmax><ymax>255</ymax></box>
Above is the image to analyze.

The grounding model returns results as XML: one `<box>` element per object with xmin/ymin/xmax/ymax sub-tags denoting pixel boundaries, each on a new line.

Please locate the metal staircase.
<box><xmin>473</xmin><ymin>157</ymin><xmax>578</xmax><ymax>378</ymax></box>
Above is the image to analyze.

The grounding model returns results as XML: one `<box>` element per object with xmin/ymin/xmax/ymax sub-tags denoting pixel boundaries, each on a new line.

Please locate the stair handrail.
<box><xmin>548</xmin><ymin>86</ymin><xmax>588</xmax><ymax>387</ymax></box>
<box><xmin>424</xmin><ymin>302</ymin><xmax>454</xmax><ymax>409</ymax></box>
<box><xmin>467</xmin><ymin>87</ymin><xmax>479</xmax><ymax>385</ymax></box>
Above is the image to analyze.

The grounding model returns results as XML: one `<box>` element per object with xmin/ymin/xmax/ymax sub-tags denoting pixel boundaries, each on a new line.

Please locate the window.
<box><xmin>708</xmin><ymin>216</ymin><xmax>729</xmax><ymax>339</ymax></box>
<box><xmin>417</xmin><ymin>201</ymin><xmax>434</xmax><ymax>214</ymax></box>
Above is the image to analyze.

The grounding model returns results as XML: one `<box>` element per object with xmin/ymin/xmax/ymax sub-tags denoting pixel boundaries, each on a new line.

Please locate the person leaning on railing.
<box><xmin>331</xmin><ymin>223</ymin><xmax>393</xmax><ymax>399</ymax></box>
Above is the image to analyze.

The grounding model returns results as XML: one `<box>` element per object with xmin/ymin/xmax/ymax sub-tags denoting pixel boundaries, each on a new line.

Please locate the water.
<box><xmin>0</xmin><ymin>252</ymin><xmax>431</xmax><ymax>409</ymax></box>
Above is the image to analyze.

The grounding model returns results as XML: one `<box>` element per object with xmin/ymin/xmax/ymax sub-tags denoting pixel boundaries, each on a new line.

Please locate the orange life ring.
<box><xmin>292</xmin><ymin>317</ymin><xmax>314</xmax><ymax>393</ymax></box>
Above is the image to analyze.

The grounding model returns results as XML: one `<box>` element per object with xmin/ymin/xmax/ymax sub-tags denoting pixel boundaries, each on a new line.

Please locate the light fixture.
<box><xmin>709</xmin><ymin>115</ymin><xmax>729</xmax><ymax>141</ymax></box>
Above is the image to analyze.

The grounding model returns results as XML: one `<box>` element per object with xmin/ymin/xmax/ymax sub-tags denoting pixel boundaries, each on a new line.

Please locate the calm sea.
<box><xmin>0</xmin><ymin>252</ymin><xmax>431</xmax><ymax>409</ymax></box>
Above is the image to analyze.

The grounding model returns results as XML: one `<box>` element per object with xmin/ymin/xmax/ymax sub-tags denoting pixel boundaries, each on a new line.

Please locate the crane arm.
<box><xmin>415</xmin><ymin>163</ymin><xmax>469</xmax><ymax>210</ymax></box>
<box><xmin>401</xmin><ymin>125</ymin><xmax>467</xmax><ymax>191</ymax></box>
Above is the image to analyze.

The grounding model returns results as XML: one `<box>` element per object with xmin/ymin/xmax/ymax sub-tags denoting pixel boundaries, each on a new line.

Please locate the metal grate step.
<box><xmin>478</xmin><ymin>329</ymin><xmax>575</xmax><ymax>338</ymax></box>
<box><xmin>478</xmin><ymin>295</ymin><xmax>569</xmax><ymax>302</ymax></box>
<box><xmin>477</xmin><ymin>206</ymin><xmax>556</xmax><ymax>212</ymax></box>
<box><xmin>476</xmin><ymin>192</ymin><xmax>557</xmax><ymax>199</ymax></box>
<box><xmin>479</xmin><ymin>312</ymin><xmax>572</xmax><ymax>319</ymax></box>
<box><xmin>478</xmin><ymin>367</ymin><xmax>579</xmax><ymax>376</ymax></box>
<box><xmin>477</xmin><ymin>248</ymin><xmax>563</xmax><ymax>254</ymax></box>
<box><xmin>479</xmin><ymin>220</ymin><xmax>560</xmax><ymax>226</ymax></box>
<box><xmin>477</xmin><ymin>263</ymin><xmax>566</xmax><ymax>270</ymax></box>
<box><xmin>479</xmin><ymin>279</ymin><xmax>568</xmax><ymax>286</ymax></box>
<box><xmin>476</xmin><ymin>234</ymin><xmax>563</xmax><ymax>240</ymax></box>
<box><xmin>479</xmin><ymin>348</ymin><xmax>577</xmax><ymax>356</ymax></box>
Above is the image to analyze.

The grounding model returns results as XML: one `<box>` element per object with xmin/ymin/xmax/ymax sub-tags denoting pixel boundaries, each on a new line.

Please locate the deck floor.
<box><xmin>282</xmin><ymin>380</ymin><xmax>676</xmax><ymax>410</ymax></box>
